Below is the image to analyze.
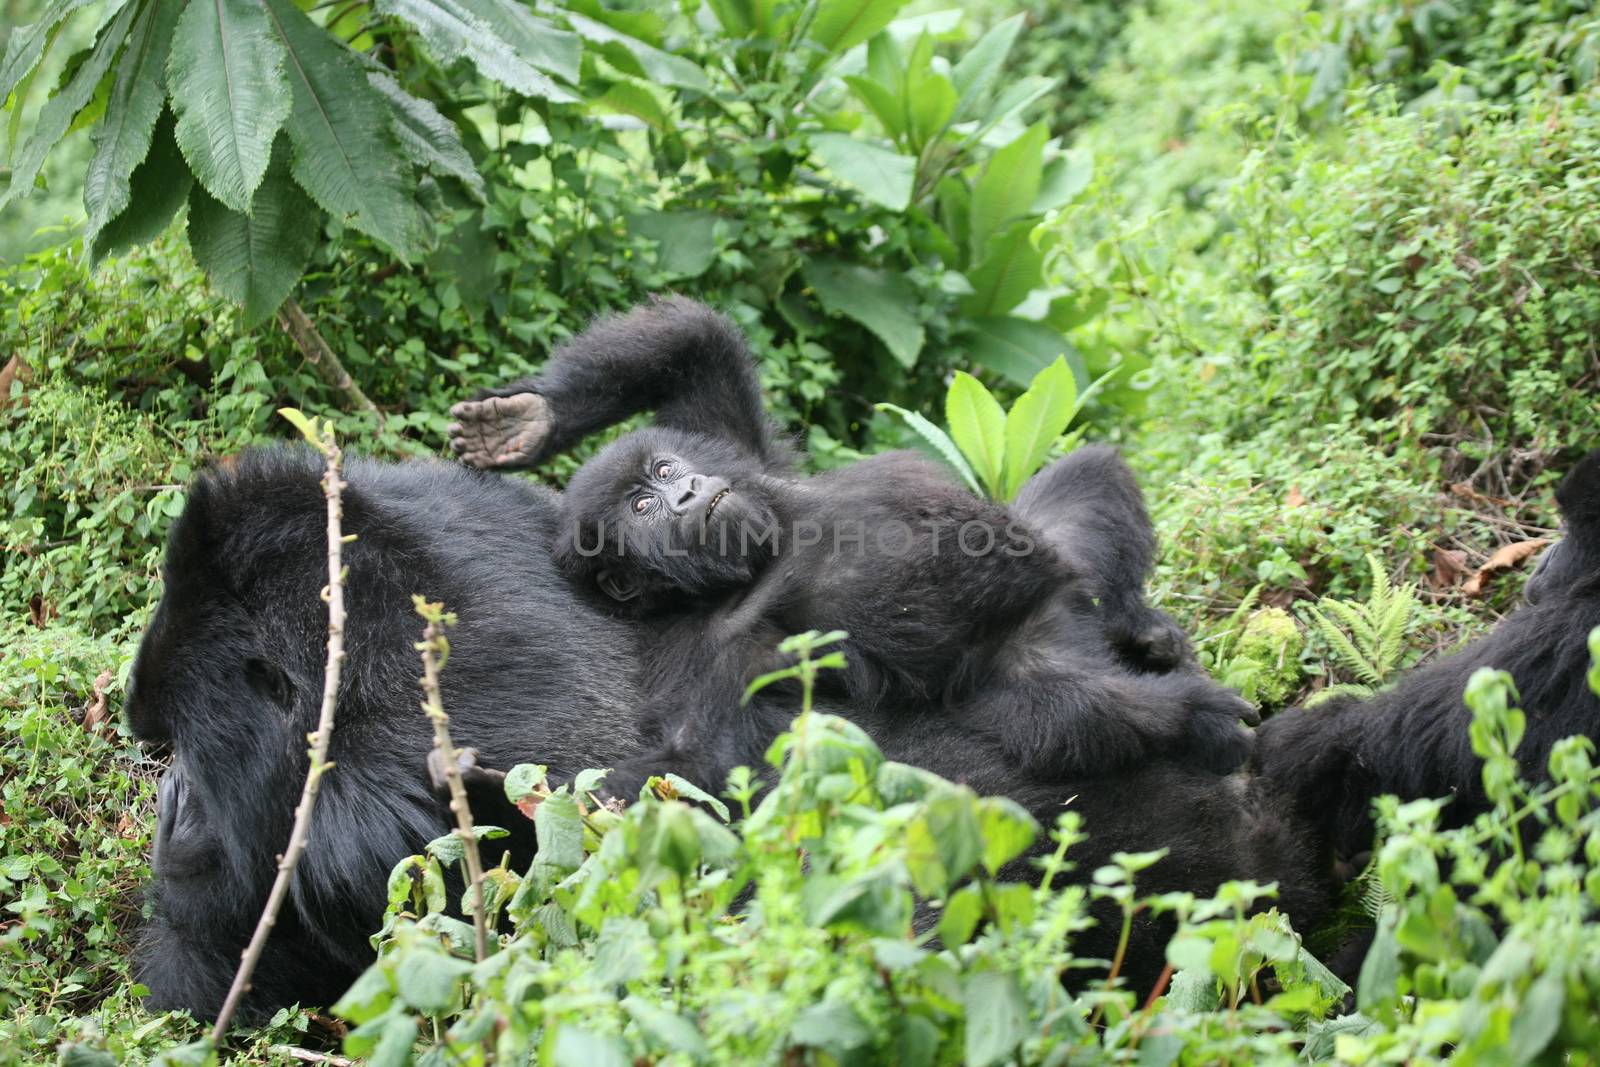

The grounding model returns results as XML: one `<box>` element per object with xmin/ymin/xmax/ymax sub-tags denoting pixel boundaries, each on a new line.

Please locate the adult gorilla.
<box><xmin>127</xmin><ymin>450</ymin><xmax>1322</xmax><ymax>1022</ymax></box>
<box><xmin>1254</xmin><ymin>447</ymin><xmax>1600</xmax><ymax>863</ymax></box>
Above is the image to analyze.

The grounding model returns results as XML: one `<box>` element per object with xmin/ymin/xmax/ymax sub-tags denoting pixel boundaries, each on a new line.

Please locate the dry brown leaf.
<box><xmin>515</xmin><ymin>794</ymin><xmax>543</xmax><ymax>821</ymax></box>
<box><xmin>1285</xmin><ymin>486</ymin><xmax>1306</xmax><ymax>508</ymax></box>
<box><xmin>1462</xmin><ymin>538</ymin><xmax>1551</xmax><ymax>597</ymax></box>
<box><xmin>0</xmin><ymin>354</ymin><xmax>29</xmax><ymax>414</ymax></box>
<box><xmin>82</xmin><ymin>669</ymin><xmax>116</xmax><ymax>734</ymax></box>
<box><xmin>1429</xmin><ymin>547</ymin><xmax>1469</xmax><ymax>592</ymax></box>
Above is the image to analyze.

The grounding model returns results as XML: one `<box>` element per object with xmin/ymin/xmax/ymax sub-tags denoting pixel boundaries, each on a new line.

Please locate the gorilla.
<box><xmin>1253</xmin><ymin>447</ymin><xmax>1600</xmax><ymax>862</ymax></box>
<box><xmin>127</xmin><ymin>448</ymin><xmax>1323</xmax><ymax>1021</ymax></box>
<box><xmin>125</xmin><ymin>451</ymin><xmax>648</xmax><ymax>1021</ymax></box>
<box><xmin>448</xmin><ymin>297</ymin><xmax>1256</xmax><ymax>791</ymax></box>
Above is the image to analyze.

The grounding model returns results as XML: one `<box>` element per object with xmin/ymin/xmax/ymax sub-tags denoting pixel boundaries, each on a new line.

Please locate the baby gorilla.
<box><xmin>450</xmin><ymin>297</ymin><xmax>1256</xmax><ymax>784</ymax></box>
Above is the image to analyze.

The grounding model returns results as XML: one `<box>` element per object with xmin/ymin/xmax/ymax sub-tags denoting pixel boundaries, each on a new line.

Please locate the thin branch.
<box><xmin>211</xmin><ymin>425</ymin><xmax>350</xmax><ymax>1041</ymax></box>
<box><xmin>276</xmin><ymin>297</ymin><xmax>381</xmax><ymax>420</ymax></box>
<box><xmin>415</xmin><ymin>600</ymin><xmax>489</xmax><ymax>962</ymax></box>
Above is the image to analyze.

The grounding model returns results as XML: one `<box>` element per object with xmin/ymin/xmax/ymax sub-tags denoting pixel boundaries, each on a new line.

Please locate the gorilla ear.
<box><xmin>597</xmin><ymin>569</ymin><xmax>640</xmax><ymax>603</ymax></box>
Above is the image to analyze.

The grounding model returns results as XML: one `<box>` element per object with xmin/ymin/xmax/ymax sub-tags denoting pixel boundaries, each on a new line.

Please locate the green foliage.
<box><xmin>1303</xmin><ymin>555</ymin><xmax>1423</xmax><ymax>705</ymax></box>
<box><xmin>1208</xmin><ymin>90</ymin><xmax>1600</xmax><ymax>465</ymax></box>
<box><xmin>1198</xmin><ymin>589</ymin><xmax>1307</xmax><ymax>709</ymax></box>
<box><xmin>879</xmin><ymin>356</ymin><xmax>1096</xmax><ymax>500</ymax></box>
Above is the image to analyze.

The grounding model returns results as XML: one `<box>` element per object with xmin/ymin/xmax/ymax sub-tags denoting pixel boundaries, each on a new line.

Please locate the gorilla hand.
<box><xmin>448</xmin><ymin>392</ymin><xmax>553</xmax><ymax>469</ymax></box>
<box><xmin>1179</xmin><ymin>679</ymin><xmax>1258</xmax><ymax>774</ymax></box>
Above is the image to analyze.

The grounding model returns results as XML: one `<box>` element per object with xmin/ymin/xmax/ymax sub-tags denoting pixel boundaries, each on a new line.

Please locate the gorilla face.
<box><xmin>556</xmin><ymin>427</ymin><xmax>782</xmax><ymax>611</ymax></box>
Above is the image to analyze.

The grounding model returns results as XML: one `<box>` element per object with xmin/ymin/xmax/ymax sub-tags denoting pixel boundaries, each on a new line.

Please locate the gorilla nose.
<box><xmin>672</xmin><ymin>475</ymin><xmax>703</xmax><ymax>512</ymax></box>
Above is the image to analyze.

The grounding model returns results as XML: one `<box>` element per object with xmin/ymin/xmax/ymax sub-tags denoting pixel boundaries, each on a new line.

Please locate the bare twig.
<box><xmin>415</xmin><ymin>599</ymin><xmax>489</xmax><ymax>962</ymax></box>
<box><xmin>211</xmin><ymin>418</ymin><xmax>350</xmax><ymax>1041</ymax></box>
<box><xmin>276</xmin><ymin>297</ymin><xmax>381</xmax><ymax>420</ymax></box>
<box><xmin>269</xmin><ymin>1047</ymin><xmax>357</xmax><ymax>1066</ymax></box>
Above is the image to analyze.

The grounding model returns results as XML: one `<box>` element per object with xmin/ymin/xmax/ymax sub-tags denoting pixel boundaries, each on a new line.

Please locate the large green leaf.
<box><xmin>950</xmin><ymin>13</ymin><xmax>1022</xmax><ymax>123</ymax></box>
<box><xmin>2</xmin><ymin>1</ymin><xmax>137</xmax><ymax>209</ymax></box>
<box><xmin>842</xmin><ymin>75</ymin><xmax>904</xmax><ymax>141</ymax></box>
<box><xmin>375</xmin><ymin>0</ymin><xmax>576</xmax><ymax>102</ymax></box>
<box><xmin>167</xmin><ymin>0</ymin><xmax>291</xmax><ymax>212</ymax></box>
<box><xmin>628</xmin><ymin>209</ymin><xmax>718</xmax><ymax>279</ymax></box>
<box><xmin>807</xmin><ymin>0</ymin><xmax>909</xmax><ymax>57</ymax></box>
<box><xmin>961</xmin><ymin>314</ymin><xmax>1082</xmax><ymax>388</ymax></box>
<box><xmin>368</xmin><ymin>71</ymin><xmax>484</xmax><ymax>203</ymax></box>
<box><xmin>187</xmin><ymin>139</ymin><xmax>322</xmax><ymax>326</ymax></box>
<box><xmin>1001</xmin><ymin>356</ymin><xmax>1078</xmax><ymax>500</ymax></box>
<box><xmin>453</xmin><ymin>0</ymin><xmax>580</xmax><ymax>84</ymax></box>
<box><xmin>968</xmin><ymin>122</ymin><xmax>1047</xmax><ymax>262</ymax></box>
<box><xmin>91</xmin><ymin>106</ymin><xmax>191</xmax><ymax>264</ymax></box>
<box><xmin>964</xmin><ymin>971</ymin><xmax>1028</xmax><ymax>1067</ymax></box>
<box><xmin>961</xmin><ymin>220</ymin><xmax>1044</xmax><ymax>317</ymax></box>
<box><xmin>804</xmin><ymin>258</ymin><xmax>925</xmax><ymax>369</ymax></box>
<box><xmin>965</xmin><ymin>75</ymin><xmax>1054</xmax><ymax>147</ymax></box>
<box><xmin>875</xmin><ymin>403</ymin><xmax>982</xmax><ymax>496</ymax></box>
<box><xmin>945</xmin><ymin>371</ymin><xmax>1006</xmax><ymax>498</ymax></box>
<box><xmin>1032</xmin><ymin>148</ymin><xmax>1093</xmax><ymax>213</ymax></box>
<box><xmin>261</xmin><ymin>0</ymin><xmax>425</xmax><ymax>260</ymax></box>
<box><xmin>565</xmin><ymin>12</ymin><xmax>707</xmax><ymax>91</ymax></box>
<box><xmin>84</xmin><ymin>0</ymin><xmax>183</xmax><ymax>245</ymax></box>
<box><xmin>0</xmin><ymin>0</ymin><xmax>105</xmax><ymax>107</ymax></box>
<box><xmin>809</xmin><ymin>132</ymin><xmax>913</xmax><ymax>211</ymax></box>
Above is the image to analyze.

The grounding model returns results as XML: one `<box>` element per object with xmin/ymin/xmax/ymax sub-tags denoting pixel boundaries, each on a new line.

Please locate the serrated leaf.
<box><xmin>1002</xmin><ymin>357</ymin><xmax>1078</xmax><ymax>500</ymax></box>
<box><xmin>945</xmin><ymin>372</ymin><xmax>1006</xmax><ymax>498</ymax></box>
<box><xmin>950</xmin><ymin>13</ymin><xmax>1022</xmax><ymax>123</ymax></box>
<box><xmin>2</xmin><ymin>1</ymin><xmax>136</xmax><ymax>210</ymax></box>
<box><xmin>960</xmin><ymin>315</ymin><xmax>1082</xmax><ymax>389</ymax></box>
<box><xmin>807</xmin><ymin>0</ymin><xmax>910</xmax><ymax>57</ymax></box>
<box><xmin>961</xmin><ymin>220</ymin><xmax>1043</xmax><ymax>317</ymax></box>
<box><xmin>565</xmin><ymin>12</ymin><xmax>708</xmax><ymax>91</ymax></box>
<box><xmin>969</xmin><ymin>123</ymin><xmax>1047</xmax><ymax>262</ymax></box>
<box><xmin>964</xmin><ymin>970</ymin><xmax>1028</xmax><ymax>1067</ymax></box>
<box><xmin>809</xmin><ymin>131</ymin><xmax>914</xmax><ymax>211</ymax></box>
<box><xmin>453</xmin><ymin>0</ymin><xmax>579</xmax><ymax>83</ymax></box>
<box><xmin>167</xmin><ymin>0</ymin><xmax>291</xmax><ymax>212</ymax></box>
<box><xmin>805</xmin><ymin>258</ymin><xmax>925</xmax><ymax>367</ymax></box>
<box><xmin>261</xmin><ymin>0</ymin><xmax>426</xmax><ymax>260</ymax></box>
<box><xmin>84</xmin><ymin>0</ymin><xmax>183</xmax><ymax>244</ymax></box>
<box><xmin>368</xmin><ymin>71</ymin><xmax>483</xmax><ymax>203</ymax></box>
<box><xmin>622</xmin><ymin>997</ymin><xmax>710</xmax><ymax>1058</ymax></box>
<box><xmin>374</xmin><ymin>0</ymin><xmax>577</xmax><ymax>102</ymax></box>
<box><xmin>90</xmin><ymin>106</ymin><xmax>191</xmax><ymax>264</ymax></box>
<box><xmin>876</xmin><ymin>404</ymin><xmax>982</xmax><ymax>496</ymax></box>
<box><xmin>187</xmin><ymin>139</ymin><xmax>321</xmax><ymax>326</ymax></box>
<box><xmin>0</xmin><ymin>0</ymin><xmax>103</xmax><ymax>109</ymax></box>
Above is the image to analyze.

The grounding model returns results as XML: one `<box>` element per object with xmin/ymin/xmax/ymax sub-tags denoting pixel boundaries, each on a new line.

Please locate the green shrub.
<box><xmin>1208</xmin><ymin>90</ymin><xmax>1600</xmax><ymax>468</ymax></box>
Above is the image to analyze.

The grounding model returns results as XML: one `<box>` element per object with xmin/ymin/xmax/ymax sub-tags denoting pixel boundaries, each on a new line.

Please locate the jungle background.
<box><xmin>3</xmin><ymin>0</ymin><xmax>1600</xmax><ymax>1062</ymax></box>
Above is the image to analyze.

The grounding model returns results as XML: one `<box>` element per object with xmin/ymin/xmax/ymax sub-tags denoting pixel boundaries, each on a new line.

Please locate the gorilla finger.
<box><xmin>449</xmin><ymin>401</ymin><xmax>477</xmax><ymax>418</ymax></box>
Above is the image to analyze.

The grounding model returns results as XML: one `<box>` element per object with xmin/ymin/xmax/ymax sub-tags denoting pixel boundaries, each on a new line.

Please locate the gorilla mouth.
<box><xmin>706</xmin><ymin>487</ymin><xmax>731</xmax><ymax>518</ymax></box>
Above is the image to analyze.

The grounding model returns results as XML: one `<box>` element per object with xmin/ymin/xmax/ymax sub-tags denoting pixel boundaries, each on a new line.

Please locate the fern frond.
<box><xmin>1307</xmin><ymin>604</ymin><xmax>1384</xmax><ymax>686</ymax></box>
<box><xmin>1375</xmin><ymin>582</ymin><xmax>1418</xmax><ymax>676</ymax></box>
<box><xmin>1320</xmin><ymin>597</ymin><xmax>1380</xmax><ymax>655</ymax></box>
<box><xmin>1305</xmin><ymin>681</ymin><xmax>1376</xmax><ymax>707</ymax></box>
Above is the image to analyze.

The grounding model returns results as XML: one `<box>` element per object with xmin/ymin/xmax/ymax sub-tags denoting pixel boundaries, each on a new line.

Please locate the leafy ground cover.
<box><xmin>3</xmin><ymin>0</ymin><xmax>1599</xmax><ymax>1062</ymax></box>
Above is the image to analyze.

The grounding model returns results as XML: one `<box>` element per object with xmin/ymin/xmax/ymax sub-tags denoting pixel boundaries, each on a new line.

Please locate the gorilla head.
<box><xmin>555</xmin><ymin>426</ymin><xmax>782</xmax><ymax>611</ymax></box>
<box><xmin>1526</xmin><ymin>448</ymin><xmax>1600</xmax><ymax>605</ymax></box>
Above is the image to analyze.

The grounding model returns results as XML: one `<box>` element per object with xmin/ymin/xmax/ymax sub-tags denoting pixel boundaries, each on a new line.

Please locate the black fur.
<box><xmin>457</xmin><ymin>297</ymin><xmax>1252</xmax><ymax>785</ymax></box>
<box><xmin>128</xmin><ymin>449</ymin><xmax>1320</xmax><ymax>1016</ymax></box>
<box><xmin>125</xmin><ymin>450</ymin><xmax>646</xmax><ymax>1022</ymax></box>
<box><xmin>1253</xmin><ymin>447</ymin><xmax>1600</xmax><ymax>861</ymax></box>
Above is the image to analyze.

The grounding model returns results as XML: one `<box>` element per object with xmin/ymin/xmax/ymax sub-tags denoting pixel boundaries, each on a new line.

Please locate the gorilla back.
<box><xmin>1255</xmin><ymin>447</ymin><xmax>1600</xmax><ymax>861</ymax></box>
<box><xmin>124</xmin><ymin>448</ymin><xmax>644</xmax><ymax>1021</ymax></box>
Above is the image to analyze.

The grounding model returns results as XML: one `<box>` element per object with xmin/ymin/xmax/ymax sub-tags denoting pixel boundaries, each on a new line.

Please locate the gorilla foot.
<box><xmin>448</xmin><ymin>392</ymin><xmax>552</xmax><ymax>469</ymax></box>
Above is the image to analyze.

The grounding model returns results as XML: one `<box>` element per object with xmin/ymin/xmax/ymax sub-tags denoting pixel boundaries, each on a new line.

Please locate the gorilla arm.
<box><xmin>449</xmin><ymin>297</ymin><xmax>790</xmax><ymax>469</ymax></box>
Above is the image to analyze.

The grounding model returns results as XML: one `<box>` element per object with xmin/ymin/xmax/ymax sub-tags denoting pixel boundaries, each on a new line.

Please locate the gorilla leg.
<box><xmin>1012</xmin><ymin>447</ymin><xmax>1189</xmax><ymax>670</ymax></box>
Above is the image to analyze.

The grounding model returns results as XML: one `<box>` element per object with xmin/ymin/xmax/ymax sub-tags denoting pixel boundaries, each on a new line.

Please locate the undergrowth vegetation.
<box><xmin>4</xmin><ymin>0</ymin><xmax>1600</xmax><ymax>1062</ymax></box>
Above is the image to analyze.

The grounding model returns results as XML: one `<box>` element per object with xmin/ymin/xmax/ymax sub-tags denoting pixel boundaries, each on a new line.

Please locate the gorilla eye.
<box><xmin>632</xmin><ymin>495</ymin><xmax>653</xmax><ymax>514</ymax></box>
<box><xmin>654</xmin><ymin>460</ymin><xmax>672</xmax><ymax>479</ymax></box>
